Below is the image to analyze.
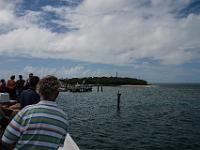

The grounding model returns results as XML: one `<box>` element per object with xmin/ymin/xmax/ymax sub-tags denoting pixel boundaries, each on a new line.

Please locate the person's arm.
<box><xmin>60</xmin><ymin>133</ymin><xmax>67</xmax><ymax>147</ymax></box>
<box><xmin>59</xmin><ymin>116</ymin><xmax>68</xmax><ymax>147</ymax></box>
<box><xmin>0</xmin><ymin>108</ymin><xmax>6</xmax><ymax>118</ymax></box>
<box><xmin>1</xmin><ymin>111</ymin><xmax>23</xmax><ymax>148</ymax></box>
<box><xmin>1</xmin><ymin>141</ymin><xmax>16</xmax><ymax>150</ymax></box>
<box><xmin>6</xmin><ymin>80</ymin><xmax>10</xmax><ymax>89</ymax></box>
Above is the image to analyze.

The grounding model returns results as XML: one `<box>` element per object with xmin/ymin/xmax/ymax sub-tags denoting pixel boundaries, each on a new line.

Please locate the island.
<box><xmin>60</xmin><ymin>77</ymin><xmax>148</xmax><ymax>86</ymax></box>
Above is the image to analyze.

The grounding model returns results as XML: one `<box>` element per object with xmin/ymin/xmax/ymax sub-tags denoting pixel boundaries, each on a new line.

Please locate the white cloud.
<box><xmin>0</xmin><ymin>10</ymin><xmax>14</xmax><ymax>24</ymax></box>
<box><xmin>23</xmin><ymin>65</ymin><xmax>104</xmax><ymax>78</ymax></box>
<box><xmin>0</xmin><ymin>0</ymin><xmax>200</xmax><ymax>65</ymax></box>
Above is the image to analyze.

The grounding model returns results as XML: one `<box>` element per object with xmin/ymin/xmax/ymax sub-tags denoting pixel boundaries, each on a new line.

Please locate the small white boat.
<box><xmin>59</xmin><ymin>134</ymin><xmax>80</xmax><ymax>150</ymax></box>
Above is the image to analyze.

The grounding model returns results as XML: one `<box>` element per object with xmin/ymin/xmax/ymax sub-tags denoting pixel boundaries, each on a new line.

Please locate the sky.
<box><xmin>0</xmin><ymin>0</ymin><xmax>200</xmax><ymax>83</ymax></box>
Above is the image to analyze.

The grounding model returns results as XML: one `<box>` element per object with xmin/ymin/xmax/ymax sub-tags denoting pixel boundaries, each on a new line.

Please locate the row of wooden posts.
<box><xmin>97</xmin><ymin>85</ymin><xmax>103</xmax><ymax>92</ymax></box>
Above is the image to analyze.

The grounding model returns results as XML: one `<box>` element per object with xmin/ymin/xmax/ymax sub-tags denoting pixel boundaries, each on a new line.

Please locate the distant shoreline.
<box><xmin>120</xmin><ymin>84</ymin><xmax>157</xmax><ymax>87</ymax></box>
<box><xmin>61</xmin><ymin>77</ymin><xmax>148</xmax><ymax>86</ymax></box>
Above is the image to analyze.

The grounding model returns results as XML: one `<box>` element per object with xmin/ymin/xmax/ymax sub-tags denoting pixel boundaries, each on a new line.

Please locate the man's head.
<box><xmin>1</xmin><ymin>79</ymin><xmax>5</xmax><ymax>83</ymax></box>
<box><xmin>29</xmin><ymin>73</ymin><xmax>33</xmax><ymax>79</ymax></box>
<box><xmin>10</xmin><ymin>75</ymin><xmax>15</xmax><ymax>80</ymax></box>
<box><xmin>19</xmin><ymin>75</ymin><xmax>23</xmax><ymax>80</ymax></box>
<box><xmin>30</xmin><ymin>76</ymin><xmax>40</xmax><ymax>88</ymax></box>
<box><xmin>38</xmin><ymin>75</ymin><xmax>61</xmax><ymax>101</ymax></box>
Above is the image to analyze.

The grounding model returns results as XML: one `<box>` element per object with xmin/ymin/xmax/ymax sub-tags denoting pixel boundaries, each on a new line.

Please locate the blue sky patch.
<box><xmin>0</xmin><ymin>0</ymin><xmax>200</xmax><ymax>83</ymax></box>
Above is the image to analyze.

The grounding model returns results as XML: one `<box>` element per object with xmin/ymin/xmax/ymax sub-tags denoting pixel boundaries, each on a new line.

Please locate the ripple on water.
<box><xmin>58</xmin><ymin>85</ymin><xmax>200</xmax><ymax>150</ymax></box>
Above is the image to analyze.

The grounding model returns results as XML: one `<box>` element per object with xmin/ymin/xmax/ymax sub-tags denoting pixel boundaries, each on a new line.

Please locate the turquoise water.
<box><xmin>58</xmin><ymin>84</ymin><xmax>200</xmax><ymax>150</ymax></box>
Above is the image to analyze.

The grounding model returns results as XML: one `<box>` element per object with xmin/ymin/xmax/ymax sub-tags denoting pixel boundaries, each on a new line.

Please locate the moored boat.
<box><xmin>67</xmin><ymin>83</ymin><xmax>92</xmax><ymax>92</ymax></box>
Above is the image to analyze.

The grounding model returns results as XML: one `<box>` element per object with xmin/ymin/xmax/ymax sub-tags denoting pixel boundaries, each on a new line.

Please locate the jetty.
<box><xmin>67</xmin><ymin>83</ymin><xmax>92</xmax><ymax>92</ymax></box>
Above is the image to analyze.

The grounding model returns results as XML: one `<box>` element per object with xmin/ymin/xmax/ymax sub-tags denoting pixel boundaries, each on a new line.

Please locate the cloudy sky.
<box><xmin>0</xmin><ymin>0</ymin><xmax>200</xmax><ymax>83</ymax></box>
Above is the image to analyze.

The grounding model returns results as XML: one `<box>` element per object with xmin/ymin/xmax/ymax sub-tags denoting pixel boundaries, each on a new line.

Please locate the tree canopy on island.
<box><xmin>60</xmin><ymin>77</ymin><xmax>148</xmax><ymax>86</ymax></box>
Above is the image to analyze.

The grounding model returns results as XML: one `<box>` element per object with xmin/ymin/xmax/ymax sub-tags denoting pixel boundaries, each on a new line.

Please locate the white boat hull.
<box><xmin>59</xmin><ymin>134</ymin><xmax>80</xmax><ymax>150</ymax></box>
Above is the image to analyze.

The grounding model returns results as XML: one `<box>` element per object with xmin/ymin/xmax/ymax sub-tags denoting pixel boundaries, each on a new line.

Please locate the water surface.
<box><xmin>58</xmin><ymin>84</ymin><xmax>200</xmax><ymax>150</ymax></box>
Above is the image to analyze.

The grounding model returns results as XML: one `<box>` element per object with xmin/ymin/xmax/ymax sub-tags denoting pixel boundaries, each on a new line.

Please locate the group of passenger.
<box><xmin>0</xmin><ymin>75</ymin><xmax>68</xmax><ymax>150</ymax></box>
<box><xmin>0</xmin><ymin>73</ymin><xmax>40</xmax><ymax>108</ymax></box>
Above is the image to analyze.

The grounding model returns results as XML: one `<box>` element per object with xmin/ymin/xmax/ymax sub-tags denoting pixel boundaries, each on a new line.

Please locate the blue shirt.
<box><xmin>20</xmin><ymin>88</ymin><xmax>40</xmax><ymax>108</ymax></box>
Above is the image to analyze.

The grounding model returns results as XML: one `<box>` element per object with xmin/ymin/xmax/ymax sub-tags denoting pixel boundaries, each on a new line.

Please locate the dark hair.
<box><xmin>1</xmin><ymin>79</ymin><xmax>5</xmax><ymax>83</ymax></box>
<box><xmin>29</xmin><ymin>73</ymin><xmax>33</xmax><ymax>78</ymax></box>
<box><xmin>10</xmin><ymin>75</ymin><xmax>15</xmax><ymax>80</ymax></box>
<box><xmin>30</xmin><ymin>76</ymin><xmax>40</xmax><ymax>87</ymax></box>
<box><xmin>38</xmin><ymin>75</ymin><xmax>60</xmax><ymax>98</ymax></box>
<box><xmin>19</xmin><ymin>75</ymin><xmax>23</xmax><ymax>79</ymax></box>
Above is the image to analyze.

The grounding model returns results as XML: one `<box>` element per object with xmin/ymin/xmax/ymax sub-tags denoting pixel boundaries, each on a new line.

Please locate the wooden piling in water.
<box><xmin>101</xmin><ymin>86</ymin><xmax>103</xmax><ymax>92</ymax></box>
<box><xmin>117</xmin><ymin>91</ymin><xmax>121</xmax><ymax>110</ymax></box>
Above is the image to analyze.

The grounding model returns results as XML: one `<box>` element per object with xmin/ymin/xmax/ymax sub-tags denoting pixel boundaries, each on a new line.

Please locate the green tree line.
<box><xmin>60</xmin><ymin>77</ymin><xmax>148</xmax><ymax>86</ymax></box>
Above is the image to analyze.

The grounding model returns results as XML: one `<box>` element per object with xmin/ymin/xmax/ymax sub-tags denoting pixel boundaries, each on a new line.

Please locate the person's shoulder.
<box><xmin>17</xmin><ymin>104</ymin><xmax>34</xmax><ymax>116</ymax></box>
<box><xmin>21</xmin><ymin>89</ymin><xmax>30</xmax><ymax>94</ymax></box>
<box><xmin>24</xmin><ymin>89</ymin><xmax>34</xmax><ymax>93</ymax></box>
<box><xmin>17</xmin><ymin>103</ymin><xmax>41</xmax><ymax>118</ymax></box>
<box><xmin>46</xmin><ymin>104</ymin><xmax>67</xmax><ymax>117</ymax></box>
<box><xmin>32</xmin><ymin>90</ymin><xmax>40</xmax><ymax>97</ymax></box>
<box><xmin>22</xmin><ymin>103</ymin><xmax>40</xmax><ymax>112</ymax></box>
<box><xmin>56</xmin><ymin>107</ymin><xmax>68</xmax><ymax>119</ymax></box>
<box><xmin>53</xmin><ymin>107</ymin><xmax>68</xmax><ymax>126</ymax></box>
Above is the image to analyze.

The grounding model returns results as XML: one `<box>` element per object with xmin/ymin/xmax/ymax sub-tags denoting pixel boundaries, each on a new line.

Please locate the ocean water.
<box><xmin>57</xmin><ymin>84</ymin><xmax>200</xmax><ymax>150</ymax></box>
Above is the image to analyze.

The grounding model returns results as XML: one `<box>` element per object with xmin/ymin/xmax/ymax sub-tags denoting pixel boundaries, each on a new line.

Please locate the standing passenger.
<box><xmin>20</xmin><ymin>76</ymin><xmax>40</xmax><ymax>108</ymax></box>
<box><xmin>16</xmin><ymin>75</ymin><xmax>25</xmax><ymax>99</ymax></box>
<box><xmin>0</xmin><ymin>79</ymin><xmax>7</xmax><ymax>93</ymax></box>
<box><xmin>2</xmin><ymin>75</ymin><xmax>68</xmax><ymax>150</ymax></box>
<box><xmin>7</xmin><ymin>75</ymin><xmax>16</xmax><ymax>99</ymax></box>
<box><xmin>24</xmin><ymin>73</ymin><xmax>33</xmax><ymax>90</ymax></box>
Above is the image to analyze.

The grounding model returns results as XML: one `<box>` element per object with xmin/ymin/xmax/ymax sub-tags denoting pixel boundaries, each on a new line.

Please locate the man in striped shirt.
<box><xmin>2</xmin><ymin>75</ymin><xmax>68</xmax><ymax>150</ymax></box>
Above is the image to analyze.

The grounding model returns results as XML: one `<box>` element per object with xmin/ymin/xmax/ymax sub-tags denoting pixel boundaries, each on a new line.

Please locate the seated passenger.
<box><xmin>20</xmin><ymin>76</ymin><xmax>40</xmax><ymax>108</ymax></box>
